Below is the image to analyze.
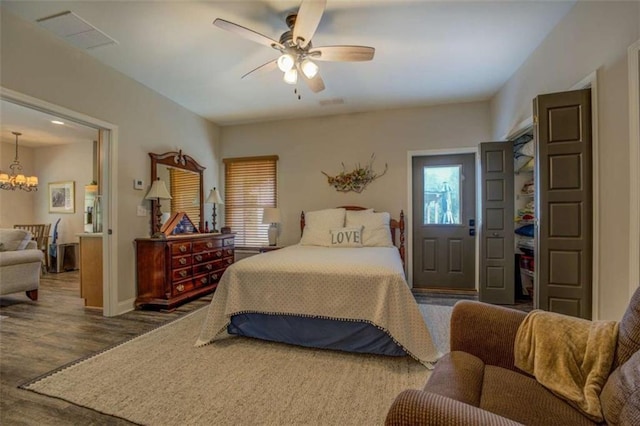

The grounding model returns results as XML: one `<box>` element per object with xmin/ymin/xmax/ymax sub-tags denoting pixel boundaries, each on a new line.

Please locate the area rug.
<box><xmin>21</xmin><ymin>304</ymin><xmax>452</xmax><ymax>425</ymax></box>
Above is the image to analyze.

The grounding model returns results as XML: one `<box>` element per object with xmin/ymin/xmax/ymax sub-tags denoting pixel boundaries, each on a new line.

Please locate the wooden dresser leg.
<box><xmin>26</xmin><ymin>290</ymin><xmax>38</xmax><ymax>301</ymax></box>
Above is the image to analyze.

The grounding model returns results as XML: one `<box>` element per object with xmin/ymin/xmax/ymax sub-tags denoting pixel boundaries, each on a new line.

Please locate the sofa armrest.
<box><xmin>450</xmin><ymin>300</ymin><xmax>527</xmax><ymax>372</ymax></box>
<box><xmin>385</xmin><ymin>390</ymin><xmax>524</xmax><ymax>426</ymax></box>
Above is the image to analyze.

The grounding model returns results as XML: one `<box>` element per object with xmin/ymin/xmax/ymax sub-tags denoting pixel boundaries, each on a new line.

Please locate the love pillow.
<box><xmin>329</xmin><ymin>227</ymin><xmax>363</xmax><ymax>248</ymax></box>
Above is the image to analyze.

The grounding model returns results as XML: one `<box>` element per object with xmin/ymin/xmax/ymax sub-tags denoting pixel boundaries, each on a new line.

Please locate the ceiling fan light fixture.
<box><xmin>277</xmin><ymin>54</ymin><xmax>295</xmax><ymax>72</ymax></box>
<box><xmin>283</xmin><ymin>68</ymin><xmax>298</xmax><ymax>85</ymax></box>
<box><xmin>300</xmin><ymin>59</ymin><xmax>318</xmax><ymax>79</ymax></box>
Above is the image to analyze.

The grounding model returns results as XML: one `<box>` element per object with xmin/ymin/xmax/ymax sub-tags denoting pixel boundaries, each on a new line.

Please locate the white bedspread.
<box><xmin>196</xmin><ymin>245</ymin><xmax>442</xmax><ymax>368</ymax></box>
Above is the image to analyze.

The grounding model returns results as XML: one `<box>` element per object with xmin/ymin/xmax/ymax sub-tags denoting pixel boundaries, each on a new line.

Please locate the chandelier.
<box><xmin>0</xmin><ymin>132</ymin><xmax>38</xmax><ymax>192</ymax></box>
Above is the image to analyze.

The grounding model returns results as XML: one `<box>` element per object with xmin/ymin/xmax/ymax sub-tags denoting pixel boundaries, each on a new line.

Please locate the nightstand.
<box><xmin>258</xmin><ymin>246</ymin><xmax>282</xmax><ymax>253</ymax></box>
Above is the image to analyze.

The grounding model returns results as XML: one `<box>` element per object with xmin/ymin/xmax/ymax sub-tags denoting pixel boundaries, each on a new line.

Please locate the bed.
<box><xmin>196</xmin><ymin>207</ymin><xmax>441</xmax><ymax>368</ymax></box>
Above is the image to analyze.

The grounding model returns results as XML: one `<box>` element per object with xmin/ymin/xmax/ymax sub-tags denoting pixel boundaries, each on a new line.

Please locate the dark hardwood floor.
<box><xmin>0</xmin><ymin>271</ymin><xmax>211</xmax><ymax>425</ymax></box>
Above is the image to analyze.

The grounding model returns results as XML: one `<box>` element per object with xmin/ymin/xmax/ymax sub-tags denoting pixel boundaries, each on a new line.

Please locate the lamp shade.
<box><xmin>262</xmin><ymin>207</ymin><xmax>281</xmax><ymax>224</ymax></box>
<box><xmin>206</xmin><ymin>187</ymin><xmax>224</xmax><ymax>204</ymax></box>
<box><xmin>145</xmin><ymin>179</ymin><xmax>172</xmax><ymax>200</ymax></box>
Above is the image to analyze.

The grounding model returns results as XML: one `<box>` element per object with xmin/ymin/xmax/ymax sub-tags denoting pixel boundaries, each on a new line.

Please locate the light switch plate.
<box><xmin>137</xmin><ymin>205</ymin><xmax>147</xmax><ymax>217</ymax></box>
<box><xmin>133</xmin><ymin>179</ymin><xmax>144</xmax><ymax>190</ymax></box>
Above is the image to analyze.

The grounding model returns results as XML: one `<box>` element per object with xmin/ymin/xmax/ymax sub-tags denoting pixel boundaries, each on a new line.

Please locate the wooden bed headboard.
<box><xmin>299</xmin><ymin>206</ymin><xmax>406</xmax><ymax>267</ymax></box>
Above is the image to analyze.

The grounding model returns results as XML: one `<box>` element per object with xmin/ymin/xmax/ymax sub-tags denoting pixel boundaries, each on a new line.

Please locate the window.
<box><xmin>169</xmin><ymin>168</ymin><xmax>201</xmax><ymax>226</ymax></box>
<box><xmin>422</xmin><ymin>165</ymin><xmax>461</xmax><ymax>225</ymax></box>
<box><xmin>223</xmin><ymin>155</ymin><xmax>278</xmax><ymax>247</ymax></box>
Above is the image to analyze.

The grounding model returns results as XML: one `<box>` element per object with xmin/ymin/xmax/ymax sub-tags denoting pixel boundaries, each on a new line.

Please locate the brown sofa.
<box><xmin>385</xmin><ymin>287</ymin><xmax>640</xmax><ymax>425</ymax></box>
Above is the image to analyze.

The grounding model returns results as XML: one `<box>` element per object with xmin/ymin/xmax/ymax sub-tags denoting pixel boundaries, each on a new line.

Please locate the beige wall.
<box><xmin>32</xmin><ymin>142</ymin><xmax>94</xmax><ymax>244</ymax></box>
<box><xmin>1</xmin><ymin>10</ymin><xmax>221</xmax><ymax>309</ymax></box>
<box><xmin>491</xmin><ymin>1</ymin><xmax>640</xmax><ymax>319</ymax></box>
<box><xmin>0</xmin><ymin>141</ymin><xmax>36</xmax><ymax>226</ymax></box>
<box><xmin>220</xmin><ymin>102</ymin><xmax>491</xmax><ymax>247</ymax></box>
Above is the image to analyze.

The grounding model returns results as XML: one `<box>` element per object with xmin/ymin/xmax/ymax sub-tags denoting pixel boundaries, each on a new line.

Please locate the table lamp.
<box><xmin>145</xmin><ymin>178</ymin><xmax>172</xmax><ymax>235</ymax></box>
<box><xmin>262</xmin><ymin>207</ymin><xmax>281</xmax><ymax>246</ymax></box>
<box><xmin>206</xmin><ymin>187</ymin><xmax>224</xmax><ymax>233</ymax></box>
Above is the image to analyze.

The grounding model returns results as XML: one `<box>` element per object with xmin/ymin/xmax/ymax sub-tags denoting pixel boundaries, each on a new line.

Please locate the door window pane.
<box><xmin>423</xmin><ymin>165</ymin><xmax>461</xmax><ymax>225</ymax></box>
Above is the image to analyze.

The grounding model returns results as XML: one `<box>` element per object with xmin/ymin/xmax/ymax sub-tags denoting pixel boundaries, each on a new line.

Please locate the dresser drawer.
<box><xmin>194</xmin><ymin>260</ymin><xmax>218</xmax><ymax>275</ymax></box>
<box><xmin>171</xmin><ymin>254</ymin><xmax>192</xmax><ymax>269</ymax></box>
<box><xmin>172</xmin><ymin>280</ymin><xmax>195</xmax><ymax>296</ymax></box>
<box><xmin>193</xmin><ymin>239</ymin><xmax>222</xmax><ymax>252</ymax></box>
<box><xmin>209</xmin><ymin>268</ymin><xmax>226</xmax><ymax>284</ymax></box>
<box><xmin>223</xmin><ymin>238</ymin><xmax>234</xmax><ymax>247</ymax></box>
<box><xmin>172</xmin><ymin>266</ymin><xmax>192</xmax><ymax>281</ymax></box>
<box><xmin>170</xmin><ymin>242</ymin><xmax>192</xmax><ymax>255</ymax></box>
<box><xmin>193</xmin><ymin>274</ymin><xmax>209</xmax><ymax>288</ymax></box>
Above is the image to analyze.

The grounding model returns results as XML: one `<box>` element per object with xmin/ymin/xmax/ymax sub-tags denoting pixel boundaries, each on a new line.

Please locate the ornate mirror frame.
<box><xmin>149</xmin><ymin>151</ymin><xmax>205</xmax><ymax>235</ymax></box>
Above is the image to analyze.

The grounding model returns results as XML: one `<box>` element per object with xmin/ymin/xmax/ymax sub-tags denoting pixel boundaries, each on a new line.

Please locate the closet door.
<box><xmin>535</xmin><ymin>88</ymin><xmax>592</xmax><ymax>319</ymax></box>
<box><xmin>479</xmin><ymin>142</ymin><xmax>515</xmax><ymax>304</ymax></box>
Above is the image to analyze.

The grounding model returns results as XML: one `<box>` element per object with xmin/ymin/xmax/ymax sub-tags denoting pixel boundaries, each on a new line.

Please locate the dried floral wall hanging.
<box><xmin>322</xmin><ymin>154</ymin><xmax>388</xmax><ymax>193</ymax></box>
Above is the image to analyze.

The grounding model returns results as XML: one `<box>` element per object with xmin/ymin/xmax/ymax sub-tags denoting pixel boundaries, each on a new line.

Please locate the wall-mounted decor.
<box><xmin>322</xmin><ymin>154</ymin><xmax>387</xmax><ymax>193</ymax></box>
<box><xmin>49</xmin><ymin>181</ymin><xmax>75</xmax><ymax>213</ymax></box>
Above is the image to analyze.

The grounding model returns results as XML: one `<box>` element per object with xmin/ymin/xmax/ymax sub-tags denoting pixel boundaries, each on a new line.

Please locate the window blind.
<box><xmin>224</xmin><ymin>156</ymin><xmax>278</xmax><ymax>247</ymax></box>
<box><xmin>169</xmin><ymin>168</ymin><xmax>201</xmax><ymax>227</ymax></box>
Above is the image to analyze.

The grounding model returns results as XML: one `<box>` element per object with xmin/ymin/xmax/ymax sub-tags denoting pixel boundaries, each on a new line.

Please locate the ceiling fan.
<box><xmin>213</xmin><ymin>0</ymin><xmax>375</xmax><ymax>93</ymax></box>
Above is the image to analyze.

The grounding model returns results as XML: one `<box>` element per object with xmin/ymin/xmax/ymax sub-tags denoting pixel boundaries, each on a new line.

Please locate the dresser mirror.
<box><xmin>149</xmin><ymin>151</ymin><xmax>205</xmax><ymax>235</ymax></box>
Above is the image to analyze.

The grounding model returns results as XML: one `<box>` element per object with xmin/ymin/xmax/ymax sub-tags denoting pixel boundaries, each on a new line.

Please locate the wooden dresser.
<box><xmin>135</xmin><ymin>233</ymin><xmax>234</xmax><ymax>311</ymax></box>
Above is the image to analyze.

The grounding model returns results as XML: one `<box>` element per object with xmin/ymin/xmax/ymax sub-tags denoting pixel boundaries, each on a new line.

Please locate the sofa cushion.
<box><xmin>424</xmin><ymin>351</ymin><xmax>484</xmax><ymax>407</ymax></box>
<box><xmin>613</xmin><ymin>286</ymin><xmax>640</xmax><ymax>369</ymax></box>
<box><xmin>601</xmin><ymin>350</ymin><xmax>640</xmax><ymax>425</ymax></box>
<box><xmin>480</xmin><ymin>365</ymin><xmax>595</xmax><ymax>426</ymax></box>
<box><xmin>0</xmin><ymin>229</ymin><xmax>33</xmax><ymax>251</ymax></box>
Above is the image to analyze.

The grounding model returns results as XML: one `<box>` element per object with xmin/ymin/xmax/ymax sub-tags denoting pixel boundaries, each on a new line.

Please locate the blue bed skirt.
<box><xmin>228</xmin><ymin>313</ymin><xmax>407</xmax><ymax>356</ymax></box>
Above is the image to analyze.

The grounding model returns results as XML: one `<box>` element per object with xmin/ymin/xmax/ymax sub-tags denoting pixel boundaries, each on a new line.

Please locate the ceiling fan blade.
<box><xmin>308</xmin><ymin>46</ymin><xmax>375</xmax><ymax>62</ymax></box>
<box><xmin>213</xmin><ymin>18</ymin><xmax>284</xmax><ymax>50</ymax></box>
<box><xmin>297</xmin><ymin>64</ymin><xmax>325</xmax><ymax>93</ymax></box>
<box><xmin>293</xmin><ymin>0</ymin><xmax>326</xmax><ymax>49</ymax></box>
<box><xmin>241</xmin><ymin>59</ymin><xmax>278</xmax><ymax>79</ymax></box>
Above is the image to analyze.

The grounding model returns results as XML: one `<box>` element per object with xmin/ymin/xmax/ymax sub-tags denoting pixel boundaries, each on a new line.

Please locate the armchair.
<box><xmin>386</xmin><ymin>287</ymin><xmax>640</xmax><ymax>425</ymax></box>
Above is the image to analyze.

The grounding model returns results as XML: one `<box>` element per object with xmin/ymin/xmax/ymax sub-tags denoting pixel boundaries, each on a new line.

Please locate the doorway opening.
<box><xmin>1</xmin><ymin>87</ymin><xmax>119</xmax><ymax>316</ymax></box>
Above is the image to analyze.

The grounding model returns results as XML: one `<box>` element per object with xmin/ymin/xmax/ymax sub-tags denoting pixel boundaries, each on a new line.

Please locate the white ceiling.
<box><xmin>0</xmin><ymin>100</ymin><xmax>98</xmax><ymax>148</ymax></box>
<box><xmin>2</xmin><ymin>0</ymin><xmax>576</xmax><ymax>127</ymax></box>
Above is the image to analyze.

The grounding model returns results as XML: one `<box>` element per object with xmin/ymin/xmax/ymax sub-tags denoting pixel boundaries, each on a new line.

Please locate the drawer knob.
<box><xmin>179</xmin><ymin>270</ymin><xmax>188</xmax><ymax>278</ymax></box>
<box><xmin>211</xmin><ymin>274</ymin><xmax>218</xmax><ymax>281</ymax></box>
<box><xmin>226</xmin><ymin>249</ymin><xmax>233</xmax><ymax>256</ymax></box>
<box><xmin>206</xmin><ymin>242</ymin><xmax>213</xmax><ymax>248</ymax></box>
<box><xmin>176</xmin><ymin>284</ymin><xmax>185</xmax><ymax>292</ymax></box>
<box><xmin>195</xmin><ymin>255</ymin><xmax>203</xmax><ymax>262</ymax></box>
<box><xmin>200</xmin><ymin>277</ymin><xmax>207</xmax><ymax>284</ymax></box>
<box><xmin>179</xmin><ymin>245</ymin><xmax>187</xmax><ymax>253</ymax></box>
<box><xmin>206</xmin><ymin>264</ymin><xmax>213</xmax><ymax>270</ymax></box>
<box><xmin>179</xmin><ymin>258</ymin><xmax>187</xmax><ymax>265</ymax></box>
<box><xmin>226</xmin><ymin>259</ymin><xmax>232</xmax><ymax>265</ymax></box>
<box><xmin>216</xmin><ymin>251</ymin><xmax>222</xmax><ymax>258</ymax></box>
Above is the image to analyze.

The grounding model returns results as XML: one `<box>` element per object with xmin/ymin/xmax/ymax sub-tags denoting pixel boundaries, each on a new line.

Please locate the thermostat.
<box><xmin>134</xmin><ymin>179</ymin><xmax>144</xmax><ymax>190</ymax></box>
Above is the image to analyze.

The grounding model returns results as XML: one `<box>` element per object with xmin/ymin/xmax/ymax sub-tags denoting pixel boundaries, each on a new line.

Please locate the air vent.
<box><xmin>319</xmin><ymin>98</ymin><xmax>345</xmax><ymax>107</ymax></box>
<box><xmin>37</xmin><ymin>11</ymin><xmax>117</xmax><ymax>50</ymax></box>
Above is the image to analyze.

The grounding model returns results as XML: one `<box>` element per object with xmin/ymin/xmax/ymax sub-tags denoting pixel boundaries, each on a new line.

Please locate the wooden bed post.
<box><xmin>399</xmin><ymin>210</ymin><xmax>405</xmax><ymax>268</ymax></box>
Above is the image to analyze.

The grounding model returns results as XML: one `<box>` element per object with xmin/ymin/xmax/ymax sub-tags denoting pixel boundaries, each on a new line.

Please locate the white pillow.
<box><xmin>345</xmin><ymin>210</ymin><xmax>394</xmax><ymax>247</ymax></box>
<box><xmin>300</xmin><ymin>208</ymin><xmax>346</xmax><ymax>246</ymax></box>
<box><xmin>329</xmin><ymin>227</ymin><xmax>363</xmax><ymax>248</ymax></box>
<box><xmin>0</xmin><ymin>229</ymin><xmax>33</xmax><ymax>251</ymax></box>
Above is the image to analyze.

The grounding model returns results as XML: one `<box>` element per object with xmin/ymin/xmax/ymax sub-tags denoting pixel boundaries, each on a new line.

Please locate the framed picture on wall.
<box><xmin>49</xmin><ymin>181</ymin><xmax>75</xmax><ymax>213</ymax></box>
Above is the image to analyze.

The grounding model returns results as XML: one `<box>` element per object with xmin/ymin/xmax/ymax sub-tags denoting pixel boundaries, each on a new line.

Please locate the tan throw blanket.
<box><xmin>514</xmin><ymin>310</ymin><xmax>618</xmax><ymax>422</ymax></box>
<box><xmin>196</xmin><ymin>245</ymin><xmax>442</xmax><ymax>368</ymax></box>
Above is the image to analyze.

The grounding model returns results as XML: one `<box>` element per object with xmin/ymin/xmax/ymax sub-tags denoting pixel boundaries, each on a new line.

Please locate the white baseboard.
<box><xmin>116</xmin><ymin>297</ymin><xmax>136</xmax><ymax>316</ymax></box>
